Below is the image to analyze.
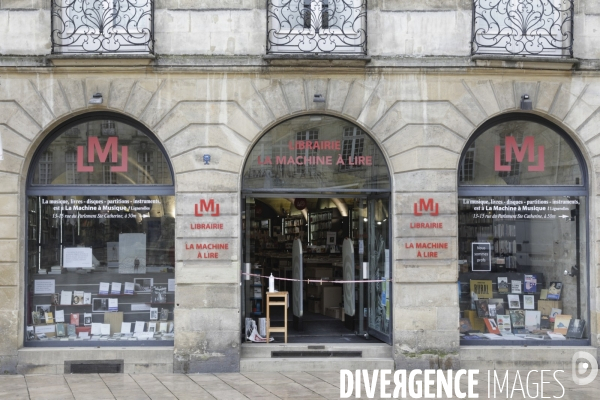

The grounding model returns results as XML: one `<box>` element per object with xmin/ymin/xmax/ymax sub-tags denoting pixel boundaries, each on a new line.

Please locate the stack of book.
<box><xmin>48</xmin><ymin>266</ymin><xmax>62</xmax><ymax>275</ymax></box>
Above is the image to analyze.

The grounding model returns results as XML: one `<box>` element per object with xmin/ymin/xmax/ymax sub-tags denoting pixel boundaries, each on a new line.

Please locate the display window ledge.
<box><xmin>461</xmin><ymin>338</ymin><xmax>590</xmax><ymax>347</ymax></box>
<box><xmin>24</xmin><ymin>340</ymin><xmax>173</xmax><ymax>348</ymax></box>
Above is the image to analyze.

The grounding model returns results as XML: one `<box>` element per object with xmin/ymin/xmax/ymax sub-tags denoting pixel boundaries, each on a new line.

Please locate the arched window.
<box><xmin>25</xmin><ymin>113</ymin><xmax>175</xmax><ymax>347</ymax></box>
<box><xmin>457</xmin><ymin>114</ymin><xmax>588</xmax><ymax>345</ymax></box>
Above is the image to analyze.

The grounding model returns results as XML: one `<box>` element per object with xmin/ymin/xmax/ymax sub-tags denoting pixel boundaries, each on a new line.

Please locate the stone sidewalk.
<box><xmin>0</xmin><ymin>371</ymin><xmax>598</xmax><ymax>399</ymax></box>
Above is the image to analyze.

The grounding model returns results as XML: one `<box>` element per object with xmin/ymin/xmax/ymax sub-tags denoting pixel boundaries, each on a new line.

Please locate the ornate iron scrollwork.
<box><xmin>472</xmin><ymin>0</ymin><xmax>573</xmax><ymax>57</ymax></box>
<box><xmin>51</xmin><ymin>0</ymin><xmax>154</xmax><ymax>54</ymax></box>
<box><xmin>267</xmin><ymin>0</ymin><xmax>367</xmax><ymax>54</ymax></box>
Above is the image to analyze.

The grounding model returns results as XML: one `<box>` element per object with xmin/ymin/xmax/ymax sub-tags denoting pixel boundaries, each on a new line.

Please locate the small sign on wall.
<box><xmin>471</xmin><ymin>242</ymin><xmax>491</xmax><ymax>271</ymax></box>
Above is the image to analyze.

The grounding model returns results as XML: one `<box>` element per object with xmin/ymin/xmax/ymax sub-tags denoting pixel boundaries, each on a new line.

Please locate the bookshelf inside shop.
<box><xmin>243</xmin><ymin>199</ymin><xmax>366</xmax><ymax>326</ymax></box>
<box><xmin>282</xmin><ymin>215</ymin><xmax>305</xmax><ymax>243</ymax></box>
<box><xmin>308</xmin><ymin>209</ymin><xmax>341</xmax><ymax>245</ymax></box>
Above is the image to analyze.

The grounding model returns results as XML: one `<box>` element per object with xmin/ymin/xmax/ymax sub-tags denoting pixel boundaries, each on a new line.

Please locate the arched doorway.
<box><xmin>457</xmin><ymin>113</ymin><xmax>589</xmax><ymax>345</ymax></box>
<box><xmin>25</xmin><ymin>112</ymin><xmax>176</xmax><ymax>346</ymax></box>
<box><xmin>241</xmin><ymin>114</ymin><xmax>393</xmax><ymax>344</ymax></box>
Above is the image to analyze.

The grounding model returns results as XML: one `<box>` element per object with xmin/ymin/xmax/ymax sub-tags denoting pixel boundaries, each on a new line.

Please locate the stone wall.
<box><xmin>0</xmin><ymin>67</ymin><xmax>599</xmax><ymax>371</ymax></box>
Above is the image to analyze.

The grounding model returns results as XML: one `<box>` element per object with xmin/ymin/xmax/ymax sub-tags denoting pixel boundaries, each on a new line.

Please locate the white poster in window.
<box><xmin>35</xmin><ymin>325</ymin><xmax>57</xmax><ymax>334</ymax></box>
<box><xmin>63</xmin><ymin>247</ymin><xmax>93</xmax><ymax>269</ymax></box>
<box><xmin>118</xmin><ymin>233</ymin><xmax>146</xmax><ymax>274</ymax></box>
<box><xmin>168</xmin><ymin>279</ymin><xmax>175</xmax><ymax>292</ymax></box>
<box><xmin>34</xmin><ymin>280</ymin><xmax>55</xmax><ymax>294</ymax></box>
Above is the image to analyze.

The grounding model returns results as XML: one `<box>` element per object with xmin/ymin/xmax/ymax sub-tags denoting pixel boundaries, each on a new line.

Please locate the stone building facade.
<box><xmin>0</xmin><ymin>1</ymin><xmax>599</xmax><ymax>374</ymax></box>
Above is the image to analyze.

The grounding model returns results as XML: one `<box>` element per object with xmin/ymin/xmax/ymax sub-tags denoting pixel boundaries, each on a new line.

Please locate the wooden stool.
<box><xmin>266</xmin><ymin>291</ymin><xmax>288</xmax><ymax>343</ymax></box>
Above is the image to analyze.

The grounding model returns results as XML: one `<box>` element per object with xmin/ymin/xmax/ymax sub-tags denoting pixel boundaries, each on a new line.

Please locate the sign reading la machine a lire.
<box><xmin>472</xmin><ymin>242</ymin><xmax>491</xmax><ymax>271</ymax></box>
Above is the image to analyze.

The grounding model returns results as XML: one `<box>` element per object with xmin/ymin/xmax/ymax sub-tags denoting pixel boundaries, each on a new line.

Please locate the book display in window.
<box><xmin>458</xmin><ymin>123</ymin><xmax>587</xmax><ymax>343</ymax></box>
<box><xmin>26</xmin><ymin>193</ymin><xmax>176</xmax><ymax>344</ymax></box>
<box><xmin>459</xmin><ymin>267</ymin><xmax>586</xmax><ymax>340</ymax></box>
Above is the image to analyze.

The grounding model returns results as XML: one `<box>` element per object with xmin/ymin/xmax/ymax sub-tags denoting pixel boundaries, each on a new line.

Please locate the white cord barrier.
<box><xmin>241</xmin><ymin>272</ymin><xmax>390</xmax><ymax>284</ymax></box>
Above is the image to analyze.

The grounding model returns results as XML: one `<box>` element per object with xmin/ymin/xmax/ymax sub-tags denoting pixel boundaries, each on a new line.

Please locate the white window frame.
<box><xmin>137</xmin><ymin>150</ymin><xmax>154</xmax><ymax>184</ymax></box>
<box><xmin>39</xmin><ymin>152</ymin><xmax>53</xmax><ymax>185</ymax></box>
<box><xmin>103</xmin><ymin>164</ymin><xmax>117</xmax><ymax>184</ymax></box>
<box><xmin>339</xmin><ymin>126</ymin><xmax>365</xmax><ymax>171</ymax></box>
<box><xmin>65</xmin><ymin>151</ymin><xmax>79</xmax><ymax>184</ymax></box>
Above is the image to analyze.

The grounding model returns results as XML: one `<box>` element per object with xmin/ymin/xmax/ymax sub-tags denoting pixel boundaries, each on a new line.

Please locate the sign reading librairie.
<box><xmin>472</xmin><ymin>242</ymin><xmax>491</xmax><ymax>271</ymax></box>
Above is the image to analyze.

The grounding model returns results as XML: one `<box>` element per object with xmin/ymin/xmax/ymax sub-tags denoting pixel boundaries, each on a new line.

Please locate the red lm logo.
<box><xmin>414</xmin><ymin>198</ymin><xmax>439</xmax><ymax>216</ymax></box>
<box><xmin>494</xmin><ymin>136</ymin><xmax>544</xmax><ymax>172</ymax></box>
<box><xmin>195</xmin><ymin>199</ymin><xmax>220</xmax><ymax>217</ymax></box>
<box><xmin>77</xmin><ymin>137</ymin><xmax>128</xmax><ymax>172</ymax></box>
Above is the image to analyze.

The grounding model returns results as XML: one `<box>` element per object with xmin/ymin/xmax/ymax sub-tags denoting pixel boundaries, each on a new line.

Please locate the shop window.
<box><xmin>26</xmin><ymin>114</ymin><xmax>175</xmax><ymax>346</ymax></box>
<box><xmin>458</xmin><ymin>114</ymin><xmax>588</xmax><ymax>345</ymax></box>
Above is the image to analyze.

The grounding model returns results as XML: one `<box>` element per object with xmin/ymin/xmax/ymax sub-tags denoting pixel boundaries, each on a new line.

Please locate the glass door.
<box><xmin>367</xmin><ymin>196</ymin><xmax>392</xmax><ymax>343</ymax></box>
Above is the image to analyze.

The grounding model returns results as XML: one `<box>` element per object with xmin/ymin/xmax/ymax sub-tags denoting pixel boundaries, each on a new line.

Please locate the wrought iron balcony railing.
<box><xmin>267</xmin><ymin>0</ymin><xmax>367</xmax><ymax>54</ymax></box>
<box><xmin>472</xmin><ymin>0</ymin><xmax>573</xmax><ymax>57</ymax></box>
<box><xmin>51</xmin><ymin>0</ymin><xmax>154</xmax><ymax>54</ymax></box>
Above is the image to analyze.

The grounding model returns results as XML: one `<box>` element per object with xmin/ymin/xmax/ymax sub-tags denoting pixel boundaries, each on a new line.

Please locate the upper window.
<box><xmin>267</xmin><ymin>0</ymin><xmax>367</xmax><ymax>54</ymax></box>
<box><xmin>242</xmin><ymin>115</ymin><xmax>389</xmax><ymax>192</ymax></box>
<box><xmin>472</xmin><ymin>0</ymin><xmax>573</xmax><ymax>57</ymax></box>
<box><xmin>459</xmin><ymin>118</ymin><xmax>582</xmax><ymax>186</ymax></box>
<box><xmin>51</xmin><ymin>0</ymin><xmax>154</xmax><ymax>54</ymax></box>
<box><xmin>30</xmin><ymin>118</ymin><xmax>172</xmax><ymax>186</ymax></box>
